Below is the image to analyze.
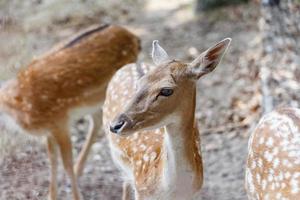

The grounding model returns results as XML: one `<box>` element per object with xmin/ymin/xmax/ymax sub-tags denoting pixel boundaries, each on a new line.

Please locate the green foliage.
<box><xmin>196</xmin><ymin>0</ymin><xmax>249</xmax><ymax>11</ymax></box>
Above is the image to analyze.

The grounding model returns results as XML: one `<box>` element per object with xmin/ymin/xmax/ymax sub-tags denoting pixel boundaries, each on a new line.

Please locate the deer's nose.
<box><xmin>110</xmin><ymin>120</ymin><xmax>126</xmax><ymax>133</ymax></box>
<box><xmin>110</xmin><ymin>114</ymin><xmax>132</xmax><ymax>134</ymax></box>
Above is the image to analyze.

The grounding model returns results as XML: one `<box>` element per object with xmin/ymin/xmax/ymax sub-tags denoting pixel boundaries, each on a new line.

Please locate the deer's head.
<box><xmin>110</xmin><ymin>38</ymin><xmax>231</xmax><ymax>136</ymax></box>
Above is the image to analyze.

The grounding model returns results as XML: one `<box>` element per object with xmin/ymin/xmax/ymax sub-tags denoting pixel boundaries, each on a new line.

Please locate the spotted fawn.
<box><xmin>246</xmin><ymin>107</ymin><xmax>300</xmax><ymax>200</ymax></box>
<box><xmin>103</xmin><ymin>38</ymin><xmax>231</xmax><ymax>200</ymax></box>
<box><xmin>0</xmin><ymin>24</ymin><xmax>140</xmax><ymax>200</ymax></box>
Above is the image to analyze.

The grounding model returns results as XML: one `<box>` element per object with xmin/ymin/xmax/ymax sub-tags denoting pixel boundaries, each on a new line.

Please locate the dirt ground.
<box><xmin>0</xmin><ymin>1</ymin><xmax>262</xmax><ymax>199</ymax></box>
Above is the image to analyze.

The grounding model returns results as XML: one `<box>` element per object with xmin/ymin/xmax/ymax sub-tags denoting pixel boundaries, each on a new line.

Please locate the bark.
<box><xmin>259</xmin><ymin>0</ymin><xmax>300</xmax><ymax>113</ymax></box>
<box><xmin>195</xmin><ymin>0</ymin><xmax>248</xmax><ymax>11</ymax></box>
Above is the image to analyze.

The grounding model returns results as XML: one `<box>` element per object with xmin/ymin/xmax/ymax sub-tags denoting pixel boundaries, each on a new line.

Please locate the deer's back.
<box><xmin>246</xmin><ymin>107</ymin><xmax>300</xmax><ymax>199</ymax></box>
<box><xmin>0</xmin><ymin>25</ymin><xmax>140</xmax><ymax>130</ymax></box>
<box><xmin>103</xmin><ymin>63</ymin><xmax>166</xmax><ymax>195</ymax></box>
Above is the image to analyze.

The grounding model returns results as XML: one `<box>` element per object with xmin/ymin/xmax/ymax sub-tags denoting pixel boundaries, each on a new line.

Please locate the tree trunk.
<box><xmin>259</xmin><ymin>0</ymin><xmax>300</xmax><ymax>113</ymax></box>
<box><xmin>195</xmin><ymin>0</ymin><xmax>248</xmax><ymax>12</ymax></box>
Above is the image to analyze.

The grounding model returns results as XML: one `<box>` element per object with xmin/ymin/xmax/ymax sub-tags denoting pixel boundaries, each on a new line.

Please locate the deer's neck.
<box><xmin>162</xmin><ymin>86</ymin><xmax>203</xmax><ymax>192</ymax></box>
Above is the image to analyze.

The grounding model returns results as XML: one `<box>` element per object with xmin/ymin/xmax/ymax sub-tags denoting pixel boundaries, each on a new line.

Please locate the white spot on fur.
<box><xmin>262</xmin><ymin>179</ymin><xmax>267</xmax><ymax>190</ymax></box>
<box><xmin>143</xmin><ymin>154</ymin><xmax>149</xmax><ymax>162</ymax></box>
<box><xmin>285</xmin><ymin>172</ymin><xmax>291</xmax><ymax>179</ymax></box>
<box><xmin>246</xmin><ymin>168</ymin><xmax>255</xmax><ymax>193</ymax></box>
<box><xmin>258</xmin><ymin>158</ymin><xmax>263</xmax><ymax>168</ymax></box>
<box><xmin>291</xmin><ymin>179</ymin><xmax>299</xmax><ymax>194</ymax></box>
<box><xmin>251</xmin><ymin>161</ymin><xmax>256</xmax><ymax>169</ymax></box>
<box><xmin>136</xmin><ymin>160</ymin><xmax>142</xmax><ymax>166</ymax></box>
<box><xmin>266</xmin><ymin>137</ymin><xmax>273</xmax><ymax>147</ymax></box>
<box><xmin>140</xmin><ymin>144</ymin><xmax>146</xmax><ymax>151</ymax></box>
<box><xmin>259</xmin><ymin>137</ymin><xmax>265</xmax><ymax>145</ymax></box>
<box><xmin>264</xmin><ymin>151</ymin><xmax>273</xmax><ymax>162</ymax></box>
<box><xmin>150</xmin><ymin>152</ymin><xmax>157</xmax><ymax>162</ymax></box>
<box><xmin>273</xmin><ymin>158</ymin><xmax>280</xmax><ymax>168</ymax></box>
<box><xmin>268</xmin><ymin>174</ymin><xmax>273</xmax><ymax>182</ymax></box>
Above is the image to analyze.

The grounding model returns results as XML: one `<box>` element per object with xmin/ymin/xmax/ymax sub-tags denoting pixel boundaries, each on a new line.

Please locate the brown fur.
<box><xmin>1</xmin><ymin>24</ymin><xmax>140</xmax><ymax>130</ymax></box>
<box><xmin>0</xmin><ymin>24</ymin><xmax>140</xmax><ymax>200</ymax></box>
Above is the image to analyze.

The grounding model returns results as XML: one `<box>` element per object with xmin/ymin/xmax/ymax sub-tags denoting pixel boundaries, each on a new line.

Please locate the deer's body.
<box><xmin>0</xmin><ymin>24</ymin><xmax>139</xmax><ymax>130</ymax></box>
<box><xmin>246</xmin><ymin>107</ymin><xmax>300</xmax><ymax>200</ymax></box>
<box><xmin>104</xmin><ymin>39</ymin><xmax>231</xmax><ymax>200</ymax></box>
<box><xmin>0</xmin><ymin>24</ymin><xmax>140</xmax><ymax>200</ymax></box>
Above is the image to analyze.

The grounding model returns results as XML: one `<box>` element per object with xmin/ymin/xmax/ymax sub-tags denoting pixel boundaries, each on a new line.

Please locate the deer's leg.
<box><xmin>47</xmin><ymin>136</ymin><xmax>58</xmax><ymax>200</ymax></box>
<box><xmin>74</xmin><ymin>109</ymin><xmax>103</xmax><ymax>177</ymax></box>
<box><xmin>122</xmin><ymin>182</ymin><xmax>132</xmax><ymax>200</ymax></box>
<box><xmin>52</xmin><ymin>124</ymin><xmax>82</xmax><ymax>200</ymax></box>
<box><xmin>134</xmin><ymin>190</ymin><xmax>141</xmax><ymax>200</ymax></box>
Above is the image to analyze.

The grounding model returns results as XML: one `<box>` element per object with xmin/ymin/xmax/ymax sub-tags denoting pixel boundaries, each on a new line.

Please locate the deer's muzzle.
<box><xmin>110</xmin><ymin>114</ymin><xmax>132</xmax><ymax>135</ymax></box>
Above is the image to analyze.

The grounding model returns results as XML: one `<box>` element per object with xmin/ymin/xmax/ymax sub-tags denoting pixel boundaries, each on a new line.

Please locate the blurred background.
<box><xmin>0</xmin><ymin>0</ymin><xmax>299</xmax><ymax>199</ymax></box>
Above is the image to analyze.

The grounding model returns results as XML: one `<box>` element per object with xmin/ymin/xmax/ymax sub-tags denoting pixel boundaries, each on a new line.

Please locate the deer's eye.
<box><xmin>159</xmin><ymin>88</ymin><xmax>173</xmax><ymax>97</ymax></box>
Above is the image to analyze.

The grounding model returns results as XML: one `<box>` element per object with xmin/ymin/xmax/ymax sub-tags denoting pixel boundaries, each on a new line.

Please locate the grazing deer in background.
<box><xmin>246</xmin><ymin>107</ymin><xmax>300</xmax><ymax>200</ymax></box>
<box><xmin>103</xmin><ymin>38</ymin><xmax>231</xmax><ymax>200</ymax></box>
<box><xmin>0</xmin><ymin>24</ymin><xmax>140</xmax><ymax>200</ymax></box>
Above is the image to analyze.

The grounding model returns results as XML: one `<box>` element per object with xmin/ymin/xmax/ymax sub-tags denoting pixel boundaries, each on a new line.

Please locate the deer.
<box><xmin>246</xmin><ymin>107</ymin><xmax>300</xmax><ymax>200</ymax></box>
<box><xmin>0</xmin><ymin>24</ymin><xmax>140</xmax><ymax>200</ymax></box>
<box><xmin>103</xmin><ymin>38</ymin><xmax>231</xmax><ymax>200</ymax></box>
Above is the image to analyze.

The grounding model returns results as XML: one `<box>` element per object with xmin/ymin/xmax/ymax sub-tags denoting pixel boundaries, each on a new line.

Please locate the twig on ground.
<box><xmin>201</xmin><ymin>122</ymin><xmax>249</xmax><ymax>135</ymax></box>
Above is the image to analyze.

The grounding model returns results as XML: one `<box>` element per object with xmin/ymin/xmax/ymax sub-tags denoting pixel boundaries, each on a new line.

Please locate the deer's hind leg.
<box><xmin>123</xmin><ymin>181</ymin><xmax>135</xmax><ymax>200</ymax></box>
<box><xmin>74</xmin><ymin>109</ymin><xmax>103</xmax><ymax>177</ymax></box>
<box><xmin>51</xmin><ymin>123</ymin><xmax>82</xmax><ymax>200</ymax></box>
<box><xmin>47</xmin><ymin>136</ymin><xmax>58</xmax><ymax>200</ymax></box>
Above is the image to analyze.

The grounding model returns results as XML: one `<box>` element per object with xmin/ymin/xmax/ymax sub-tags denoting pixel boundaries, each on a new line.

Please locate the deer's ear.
<box><xmin>187</xmin><ymin>38</ymin><xmax>231</xmax><ymax>79</ymax></box>
<box><xmin>151</xmin><ymin>40</ymin><xmax>169</xmax><ymax>66</ymax></box>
